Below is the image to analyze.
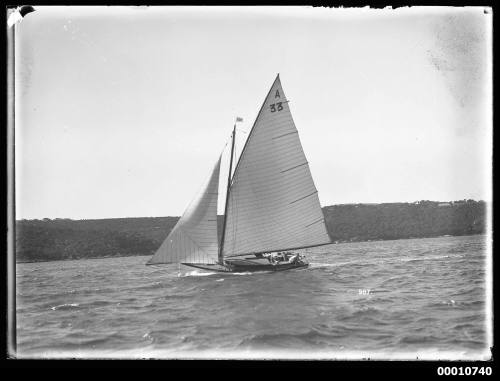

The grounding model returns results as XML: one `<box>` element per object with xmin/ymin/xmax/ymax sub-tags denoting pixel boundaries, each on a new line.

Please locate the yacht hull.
<box><xmin>182</xmin><ymin>257</ymin><xmax>308</xmax><ymax>273</ymax></box>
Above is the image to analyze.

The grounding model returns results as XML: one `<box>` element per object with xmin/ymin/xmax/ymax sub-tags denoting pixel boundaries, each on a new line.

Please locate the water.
<box><xmin>16</xmin><ymin>235</ymin><xmax>491</xmax><ymax>359</ymax></box>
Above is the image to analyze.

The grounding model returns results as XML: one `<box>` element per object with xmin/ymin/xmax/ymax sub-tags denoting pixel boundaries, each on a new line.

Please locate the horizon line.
<box><xmin>15</xmin><ymin>198</ymin><xmax>489</xmax><ymax>221</ymax></box>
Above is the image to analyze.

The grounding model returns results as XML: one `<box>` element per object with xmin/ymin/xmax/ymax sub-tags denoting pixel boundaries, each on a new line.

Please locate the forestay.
<box><xmin>222</xmin><ymin>75</ymin><xmax>331</xmax><ymax>257</ymax></box>
<box><xmin>148</xmin><ymin>157</ymin><xmax>221</xmax><ymax>265</ymax></box>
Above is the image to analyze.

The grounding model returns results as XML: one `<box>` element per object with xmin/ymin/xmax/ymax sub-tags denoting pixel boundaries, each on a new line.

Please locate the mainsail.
<box><xmin>147</xmin><ymin>156</ymin><xmax>221</xmax><ymax>265</ymax></box>
<box><xmin>222</xmin><ymin>75</ymin><xmax>331</xmax><ymax>257</ymax></box>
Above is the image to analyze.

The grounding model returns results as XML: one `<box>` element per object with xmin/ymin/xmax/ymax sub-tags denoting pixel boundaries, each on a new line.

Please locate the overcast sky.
<box><xmin>14</xmin><ymin>6</ymin><xmax>492</xmax><ymax>220</ymax></box>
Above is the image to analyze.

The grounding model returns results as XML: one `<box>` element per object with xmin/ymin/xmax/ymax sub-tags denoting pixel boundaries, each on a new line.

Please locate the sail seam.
<box><xmin>305</xmin><ymin>218</ymin><xmax>324</xmax><ymax>228</ymax></box>
<box><xmin>280</xmin><ymin>162</ymin><xmax>308</xmax><ymax>173</ymax></box>
<box><xmin>224</xmin><ymin>183</ymin><xmax>311</xmax><ymax>205</ymax></box>
<box><xmin>149</xmin><ymin>156</ymin><xmax>221</xmax><ymax>265</ymax></box>
<box><xmin>223</xmin><ymin>212</ymin><xmax>326</xmax><ymax>241</ymax></box>
<box><xmin>289</xmin><ymin>190</ymin><xmax>318</xmax><ymax>205</ymax></box>
<box><xmin>225</xmin><ymin>221</ymin><xmax>325</xmax><ymax>243</ymax></box>
<box><xmin>180</xmin><ymin>227</ymin><xmax>215</xmax><ymax>261</ymax></box>
<box><xmin>272</xmin><ymin>130</ymin><xmax>298</xmax><ymax>140</ymax></box>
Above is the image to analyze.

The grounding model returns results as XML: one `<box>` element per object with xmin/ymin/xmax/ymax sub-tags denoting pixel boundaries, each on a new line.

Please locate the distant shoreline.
<box><xmin>15</xmin><ymin>200</ymin><xmax>487</xmax><ymax>264</ymax></box>
<box><xmin>16</xmin><ymin>232</ymin><xmax>486</xmax><ymax>265</ymax></box>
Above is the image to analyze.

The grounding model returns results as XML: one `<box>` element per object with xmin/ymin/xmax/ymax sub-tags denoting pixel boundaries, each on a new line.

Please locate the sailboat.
<box><xmin>147</xmin><ymin>74</ymin><xmax>332</xmax><ymax>273</ymax></box>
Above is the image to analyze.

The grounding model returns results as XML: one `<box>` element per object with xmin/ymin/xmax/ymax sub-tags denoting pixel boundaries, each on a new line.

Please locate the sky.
<box><xmin>14</xmin><ymin>6</ymin><xmax>492</xmax><ymax>220</ymax></box>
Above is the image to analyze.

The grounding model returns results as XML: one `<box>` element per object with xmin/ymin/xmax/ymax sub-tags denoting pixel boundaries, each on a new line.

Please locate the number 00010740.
<box><xmin>437</xmin><ymin>367</ymin><xmax>492</xmax><ymax>376</ymax></box>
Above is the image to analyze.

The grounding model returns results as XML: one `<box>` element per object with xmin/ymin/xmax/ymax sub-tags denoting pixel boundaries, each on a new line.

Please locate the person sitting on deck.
<box><xmin>275</xmin><ymin>253</ymin><xmax>284</xmax><ymax>263</ymax></box>
<box><xmin>263</xmin><ymin>253</ymin><xmax>273</xmax><ymax>264</ymax></box>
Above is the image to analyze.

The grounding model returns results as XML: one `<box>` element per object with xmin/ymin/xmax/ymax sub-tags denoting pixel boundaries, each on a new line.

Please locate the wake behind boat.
<box><xmin>147</xmin><ymin>74</ymin><xmax>332</xmax><ymax>273</ymax></box>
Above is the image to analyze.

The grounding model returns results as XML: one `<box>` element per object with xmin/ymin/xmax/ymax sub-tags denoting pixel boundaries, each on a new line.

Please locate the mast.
<box><xmin>219</xmin><ymin>123</ymin><xmax>237</xmax><ymax>264</ymax></box>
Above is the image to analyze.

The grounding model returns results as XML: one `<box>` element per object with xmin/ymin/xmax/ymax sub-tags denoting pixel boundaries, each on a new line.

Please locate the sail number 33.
<box><xmin>270</xmin><ymin>102</ymin><xmax>283</xmax><ymax>113</ymax></box>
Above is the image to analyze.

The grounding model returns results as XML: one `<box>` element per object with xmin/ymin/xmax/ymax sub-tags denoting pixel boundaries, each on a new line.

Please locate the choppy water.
<box><xmin>16</xmin><ymin>235</ymin><xmax>491</xmax><ymax>360</ymax></box>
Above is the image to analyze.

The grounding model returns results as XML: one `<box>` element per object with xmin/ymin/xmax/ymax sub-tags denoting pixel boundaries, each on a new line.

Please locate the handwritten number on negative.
<box><xmin>270</xmin><ymin>102</ymin><xmax>283</xmax><ymax>113</ymax></box>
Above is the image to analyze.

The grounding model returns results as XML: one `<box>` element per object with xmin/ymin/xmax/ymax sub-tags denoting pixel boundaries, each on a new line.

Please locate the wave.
<box><xmin>85</xmin><ymin>300</ymin><xmax>113</xmax><ymax>307</ymax></box>
<box><xmin>310</xmin><ymin>263</ymin><xmax>338</xmax><ymax>268</ymax></box>
<box><xmin>237</xmin><ymin>328</ymin><xmax>346</xmax><ymax>348</ymax></box>
<box><xmin>427</xmin><ymin>299</ymin><xmax>484</xmax><ymax>309</ymax></box>
<box><xmin>142</xmin><ymin>332</ymin><xmax>155</xmax><ymax>343</ymax></box>
<box><xmin>452</xmin><ymin>323</ymin><xmax>476</xmax><ymax>330</ymax></box>
<box><xmin>230</xmin><ymin>271</ymin><xmax>268</xmax><ymax>276</ymax></box>
<box><xmin>399</xmin><ymin>255</ymin><xmax>451</xmax><ymax>263</ymax></box>
<box><xmin>16</xmin><ymin>235</ymin><xmax>488</xmax><ymax>359</ymax></box>
<box><xmin>180</xmin><ymin>270</ymin><xmax>217</xmax><ymax>277</ymax></box>
<box><xmin>124</xmin><ymin>282</ymin><xmax>164</xmax><ymax>292</ymax></box>
<box><xmin>310</xmin><ymin>261</ymin><xmax>357</xmax><ymax>269</ymax></box>
<box><xmin>180</xmin><ymin>270</ymin><xmax>268</xmax><ymax>277</ymax></box>
<box><xmin>399</xmin><ymin>335</ymin><xmax>442</xmax><ymax>344</ymax></box>
<box><xmin>51</xmin><ymin>303</ymin><xmax>80</xmax><ymax>311</ymax></box>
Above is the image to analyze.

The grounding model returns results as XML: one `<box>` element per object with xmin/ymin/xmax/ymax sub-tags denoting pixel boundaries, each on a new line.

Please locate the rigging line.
<box><xmin>232</xmin><ymin>139</ymin><xmax>237</xmax><ymax>254</ymax></box>
<box><xmin>232</xmin><ymin>138</ymin><xmax>239</xmax><ymax>254</ymax></box>
<box><xmin>219</xmin><ymin>124</ymin><xmax>237</xmax><ymax>263</ymax></box>
<box><xmin>219</xmin><ymin>137</ymin><xmax>230</xmax><ymax>156</ymax></box>
<box><xmin>146</xmin><ymin>261</ymin><xmax>179</xmax><ymax>266</ymax></box>
<box><xmin>233</xmin><ymin>134</ymin><xmax>237</xmax><ymax>179</ymax></box>
<box><xmin>215</xmin><ymin>128</ymin><xmax>233</xmax><ymax>163</ymax></box>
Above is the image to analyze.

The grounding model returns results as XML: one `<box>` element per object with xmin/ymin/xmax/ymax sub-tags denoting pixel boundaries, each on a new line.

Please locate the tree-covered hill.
<box><xmin>15</xmin><ymin>200</ymin><xmax>487</xmax><ymax>263</ymax></box>
<box><xmin>323</xmin><ymin>200</ymin><xmax>486</xmax><ymax>242</ymax></box>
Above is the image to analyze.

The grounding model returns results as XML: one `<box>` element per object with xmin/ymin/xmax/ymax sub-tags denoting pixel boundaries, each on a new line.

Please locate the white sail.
<box><xmin>148</xmin><ymin>156</ymin><xmax>221</xmax><ymax>264</ymax></box>
<box><xmin>222</xmin><ymin>75</ymin><xmax>331</xmax><ymax>257</ymax></box>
